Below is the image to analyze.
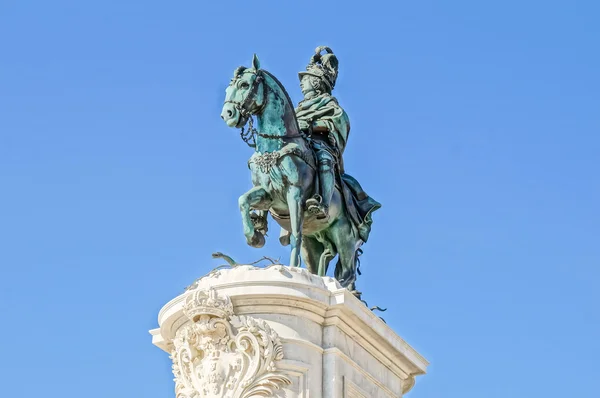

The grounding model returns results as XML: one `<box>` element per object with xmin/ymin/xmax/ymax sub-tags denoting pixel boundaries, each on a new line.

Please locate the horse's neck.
<box><xmin>256</xmin><ymin>74</ymin><xmax>301</xmax><ymax>153</ymax></box>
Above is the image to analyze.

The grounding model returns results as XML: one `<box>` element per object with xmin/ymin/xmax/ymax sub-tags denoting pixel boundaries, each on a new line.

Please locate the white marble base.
<box><xmin>150</xmin><ymin>265</ymin><xmax>428</xmax><ymax>397</ymax></box>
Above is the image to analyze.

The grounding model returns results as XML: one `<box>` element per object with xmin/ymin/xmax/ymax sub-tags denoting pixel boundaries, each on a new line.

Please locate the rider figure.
<box><xmin>296</xmin><ymin>47</ymin><xmax>350</xmax><ymax>219</ymax></box>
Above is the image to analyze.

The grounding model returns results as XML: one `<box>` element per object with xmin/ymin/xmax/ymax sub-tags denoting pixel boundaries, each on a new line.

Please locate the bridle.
<box><xmin>225</xmin><ymin>69</ymin><xmax>304</xmax><ymax>148</ymax></box>
<box><xmin>224</xmin><ymin>70</ymin><xmax>267</xmax><ymax>147</ymax></box>
<box><xmin>225</xmin><ymin>71</ymin><xmax>266</xmax><ymax>122</ymax></box>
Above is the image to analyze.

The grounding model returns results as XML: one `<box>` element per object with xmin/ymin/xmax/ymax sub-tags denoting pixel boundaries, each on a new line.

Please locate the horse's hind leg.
<box><xmin>301</xmin><ymin>236</ymin><xmax>323</xmax><ymax>275</ymax></box>
<box><xmin>330</xmin><ymin>220</ymin><xmax>362</xmax><ymax>294</ymax></box>
<box><xmin>239</xmin><ymin>187</ymin><xmax>272</xmax><ymax>248</ymax></box>
<box><xmin>318</xmin><ymin>237</ymin><xmax>336</xmax><ymax>277</ymax></box>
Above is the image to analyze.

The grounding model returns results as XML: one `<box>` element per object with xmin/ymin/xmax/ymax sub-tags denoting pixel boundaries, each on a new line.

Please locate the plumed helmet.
<box><xmin>298</xmin><ymin>46</ymin><xmax>339</xmax><ymax>92</ymax></box>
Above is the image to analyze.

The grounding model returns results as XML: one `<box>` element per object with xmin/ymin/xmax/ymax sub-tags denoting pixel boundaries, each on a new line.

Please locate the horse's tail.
<box><xmin>335</xmin><ymin>246</ymin><xmax>363</xmax><ymax>295</ymax></box>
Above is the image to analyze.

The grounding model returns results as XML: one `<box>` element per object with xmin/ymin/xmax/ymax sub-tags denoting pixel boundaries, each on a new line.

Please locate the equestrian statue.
<box><xmin>220</xmin><ymin>47</ymin><xmax>380</xmax><ymax>296</ymax></box>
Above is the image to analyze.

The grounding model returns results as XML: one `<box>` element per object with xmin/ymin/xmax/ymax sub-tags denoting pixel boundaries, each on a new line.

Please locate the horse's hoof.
<box><xmin>248</xmin><ymin>231</ymin><xmax>265</xmax><ymax>248</ymax></box>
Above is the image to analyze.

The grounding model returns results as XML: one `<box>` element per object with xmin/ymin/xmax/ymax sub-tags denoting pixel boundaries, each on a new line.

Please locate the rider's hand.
<box><xmin>298</xmin><ymin>120</ymin><xmax>309</xmax><ymax>131</ymax></box>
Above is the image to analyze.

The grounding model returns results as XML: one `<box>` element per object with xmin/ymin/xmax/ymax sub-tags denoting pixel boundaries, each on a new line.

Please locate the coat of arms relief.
<box><xmin>169</xmin><ymin>287</ymin><xmax>291</xmax><ymax>398</ymax></box>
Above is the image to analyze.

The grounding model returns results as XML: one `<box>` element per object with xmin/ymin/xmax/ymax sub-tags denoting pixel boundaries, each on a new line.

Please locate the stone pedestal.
<box><xmin>150</xmin><ymin>264</ymin><xmax>428</xmax><ymax>397</ymax></box>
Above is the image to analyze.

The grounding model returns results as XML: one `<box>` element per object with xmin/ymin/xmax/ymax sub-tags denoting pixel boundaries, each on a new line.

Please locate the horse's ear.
<box><xmin>252</xmin><ymin>54</ymin><xmax>261</xmax><ymax>70</ymax></box>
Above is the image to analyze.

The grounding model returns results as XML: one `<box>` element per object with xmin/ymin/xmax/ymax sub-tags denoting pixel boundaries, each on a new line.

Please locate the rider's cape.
<box><xmin>340</xmin><ymin>173</ymin><xmax>381</xmax><ymax>243</ymax></box>
<box><xmin>296</xmin><ymin>95</ymin><xmax>350</xmax><ymax>154</ymax></box>
<box><xmin>296</xmin><ymin>94</ymin><xmax>381</xmax><ymax>243</ymax></box>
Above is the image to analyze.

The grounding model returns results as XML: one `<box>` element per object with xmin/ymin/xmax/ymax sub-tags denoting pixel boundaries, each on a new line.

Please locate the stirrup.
<box><xmin>306</xmin><ymin>196</ymin><xmax>322</xmax><ymax>214</ymax></box>
<box><xmin>308</xmin><ymin>204</ymin><xmax>329</xmax><ymax>220</ymax></box>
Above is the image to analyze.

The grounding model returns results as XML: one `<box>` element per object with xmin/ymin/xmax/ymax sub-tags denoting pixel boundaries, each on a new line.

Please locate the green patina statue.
<box><xmin>221</xmin><ymin>47</ymin><xmax>380</xmax><ymax>296</ymax></box>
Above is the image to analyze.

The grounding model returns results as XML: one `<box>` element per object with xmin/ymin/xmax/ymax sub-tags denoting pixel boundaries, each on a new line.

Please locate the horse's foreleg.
<box><xmin>286</xmin><ymin>186</ymin><xmax>304</xmax><ymax>268</ymax></box>
<box><xmin>239</xmin><ymin>187</ymin><xmax>271</xmax><ymax>248</ymax></box>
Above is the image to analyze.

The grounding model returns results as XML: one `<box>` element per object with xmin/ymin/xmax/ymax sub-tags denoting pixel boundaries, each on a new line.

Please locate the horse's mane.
<box><xmin>260</xmin><ymin>69</ymin><xmax>300</xmax><ymax>131</ymax></box>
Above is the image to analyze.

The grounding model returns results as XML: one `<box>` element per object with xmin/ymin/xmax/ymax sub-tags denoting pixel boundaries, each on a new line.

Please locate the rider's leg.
<box><xmin>307</xmin><ymin>149</ymin><xmax>335</xmax><ymax>219</ymax></box>
<box><xmin>318</xmin><ymin>158</ymin><xmax>334</xmax><ymax>216</ymax></box>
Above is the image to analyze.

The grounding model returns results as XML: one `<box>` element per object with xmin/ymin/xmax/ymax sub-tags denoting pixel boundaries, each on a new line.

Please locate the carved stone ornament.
<box><xmin>170</xmin><ymin>287</ymin><xmax>291</xmax><ymax>398</ymax></box>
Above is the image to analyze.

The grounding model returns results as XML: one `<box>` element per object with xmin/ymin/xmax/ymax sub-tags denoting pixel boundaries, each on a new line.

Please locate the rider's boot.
<box><xmin>307</xmin><ymin>159</ymin><xmax>334</xmax><ymax>219</ymax></box>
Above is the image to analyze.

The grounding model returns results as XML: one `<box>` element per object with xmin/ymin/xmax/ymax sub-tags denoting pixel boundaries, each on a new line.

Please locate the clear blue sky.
<box><xmin>1</xmin><ymin>1</ymin><xmax>599</xmax><ymax>397</ymax></box>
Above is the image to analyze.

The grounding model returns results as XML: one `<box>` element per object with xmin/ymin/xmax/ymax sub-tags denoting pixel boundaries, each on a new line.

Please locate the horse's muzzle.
<box><xmin>221</xmin><ymin>103</ymin><xmax>240</xmax><ymax>127</ymax></box>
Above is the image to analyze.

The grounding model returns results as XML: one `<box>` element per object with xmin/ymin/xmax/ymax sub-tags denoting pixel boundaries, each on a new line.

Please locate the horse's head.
<box><xmin>221</xmin><ymin>54</ymin><xmax>266</xmax><ymax>128</ymax></box>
